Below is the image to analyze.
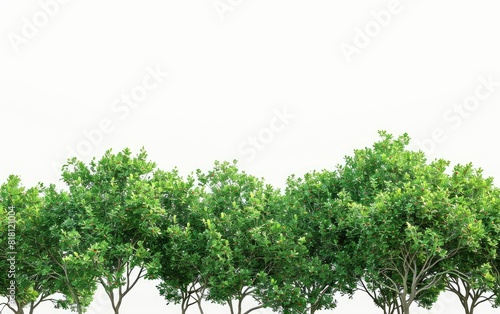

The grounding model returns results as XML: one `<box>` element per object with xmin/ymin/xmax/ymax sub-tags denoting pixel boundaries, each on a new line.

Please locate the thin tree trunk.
<box><xmin>399</xmin><ymin>294</ymin><xmax>410</xmax><ymax>314</ymax></box>
<box><xmin>227</xmin><ymin>299</ymin><xmax>235</xmax><ymax>314</ymax></box>
<box><xmin>112</xmin><ymin>294</ymin><xmax>122</xmax><ymax>314</ymax></box>
<box><xmin>197</xmin><ymin>297</ymin><xmax>204</xmax><ymax>314</ymax></box>
<box><xmin>15</xmin><ymin>300</ymin><xmax>25</xmax><ymax>314</ymax></box>
<box><xmin>237</xmin><ymin>295</ymin><xmax>243</xmax><ymax>314</ymax></box>
<box><xmin>15</xmin><ymin>306</ymin><xmax>25</xmax><ymax>314</ymax></box>
<box><xmin>181</xmin><ymin>291</ymin><xmax>188</xmax><ymax>314</ymax></box>
<box><xmin>28</xmin><ymin>300</ymin><xmax>36</xmax><ymax>314</ymax></box>
<box><xmin>401</xmin><ymin>301</ymin><xmax>410</xmax><ymax>314</ymax></box>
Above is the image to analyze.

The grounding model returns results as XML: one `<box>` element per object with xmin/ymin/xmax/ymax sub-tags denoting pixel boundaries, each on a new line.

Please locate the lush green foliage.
<box><xmin>0</xmin><ymin>176</ymin><xmax>51</xmax><ymax>314</ymax></box>
<box><xmin>1</xmin><ymin>132</ymin><xmax>499</xmax><ymax>314</ymax></box>
<box><xmin>59</xmin><ymin>148</ymin><xmax>166</xmax><ymax>314</ymax></box>
<box><xmin>336</xmin><ymin>132</ymin><xmax>486</xmax><ymax>313</ymax></box>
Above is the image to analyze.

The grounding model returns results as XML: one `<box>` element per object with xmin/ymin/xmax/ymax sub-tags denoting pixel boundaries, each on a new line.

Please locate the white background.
<box><xmin>1</xmin><ymin>1</ymin><xmax>500</xmax><ymax>313</ymax></box>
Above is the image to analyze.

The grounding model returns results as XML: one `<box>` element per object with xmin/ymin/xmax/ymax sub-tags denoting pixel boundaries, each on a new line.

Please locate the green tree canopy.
<box><xmin>0</xmin><ymin>176</ymin><xmax>57</xmax><ymax>314</ymax></box>
<box><xmin>61</xmin><ymin>148</ymin><xmax>166</xmax><ymax>314</ymax></box>
<box><xmin>2</xmin><ymin>132</ymin><xmax>500</xmax><ymax>314</ymax></box>
<box><xmin>336</xmin><ymin>131</ymin><xmax>485</xmax><ymax>314</ymax></box>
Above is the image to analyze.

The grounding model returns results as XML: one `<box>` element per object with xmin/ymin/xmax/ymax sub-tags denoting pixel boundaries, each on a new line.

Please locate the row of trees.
<box><xmin>1</xmin><ymin>131</ymin><xmax>499</xmax><ymax>314</ymax></box>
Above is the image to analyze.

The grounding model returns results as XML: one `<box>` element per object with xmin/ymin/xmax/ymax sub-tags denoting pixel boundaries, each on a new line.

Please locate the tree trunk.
<box><xmin>197</xmin><ymin>298</ymin><xmax>204</xmax><ymax>314</ymax></box>
<box><xmin>180</xmin><ymin>290</ymin><xmax>189</xmax><ymax>314</ymax></box>
<box><xmin>67</xmin><ymin>284</ymin><xmax>83</xmax><ymax>314</ymax></box>
<box><xmin>399</xmin><ymin>295</ymin><xmax>410</xmax><ymax>314</ymax></box>
<box><xmin>466</xmin><ymin>304</ymin><xmax>473</xmax><ymax>314</ymax></box>
<box><xmin>15</xmin><ymin>301</ymin><xmax>25</xmax><ymax>314</ymax></box>
<box><xmin>227</xmin><ymin>299</ymin><xmax>235</xmax><ymax>314</ymax></box>
<box><xmin>401</xmin><ymin>302</ymin><xmax>410</xmax><ymax>314</ymax></box>
<box><xmin>76</xmin><ymin>301</ymin><xmax>83</xmax><ymax>314</ymax></box>
<box><xmin>113</xmin><ymin>301</ymin><xmax>122</xmax><ymax>314</ymax></box>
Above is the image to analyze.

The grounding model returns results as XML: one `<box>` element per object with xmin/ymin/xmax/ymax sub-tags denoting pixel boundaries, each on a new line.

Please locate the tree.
<box><xmin>3</xmin><ymin>133</ymin><xmax>500</xmax><ymax>314</ymax></box>
<box><xmin>61</xmin><ymin>148</ymin><xmax>165</xmax><ymax>314</ymax></box>
<box><xmin>278</xmin><ymin>169</ymin><xmax>358</xmax><ymax>314</ymax></box>
<box><xmin>0</xmin><ymin>176</ymin><xmax>100</xmax><ymax>314</ymax></box>
<box><xmin>195</xmin><ymin>161</ymin><xmax>296</xmax><ymax>314</ymax></box>
<box><xmin>33</xmin><ymin>184</ymin><xmax>100</xmax><ymax>314</ymax></box>
<box><xmin>444</xmin><ymin>163</ymin><xmax>500</xmax><ymax>314</ymax></box>
<box><xmin>145</xmin><ymin>169</ymin><xmax>208</xmax><ymax>314</ymax></box>
<box><xmin>0</xmin><ymin>175</ymin><xmax>59</xmax><ymax>314</ymax></box>
<box><xmin>336</xmin><ymin>131</ymin><xmax>485</xmax><ymax>314</ymax></box>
